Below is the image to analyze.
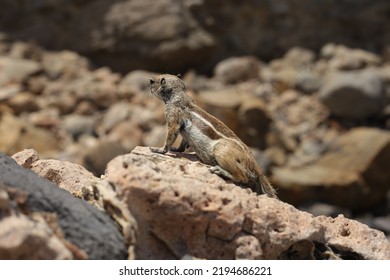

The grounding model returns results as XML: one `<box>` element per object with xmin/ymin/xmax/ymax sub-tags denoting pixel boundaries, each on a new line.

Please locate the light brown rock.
<box><xmin>273</xmin><ymin>128</ymin><xmax>390</xmax><ymax>210</ymax></box>
<box><xmin>0</xmin><ymin>56</ymin><xmax>42</xmax><ymax>87</ymax></box>
<box><xmin>198</xmin><ymin>88</ymin><xmax>242</xmax><ymax>134</ymax></box>
<box><xmin>11</xmin><ymin>148</ymin><xmax>39</xmax><ymax>168</ymax></box>
<box><xmin>237</xmin><ymin>96</ymin><xmax>271</xmax><ymax>148</ymax></box>
<box><xmin>321</xmin><ymin>43</ymin><xmax>381</xmax><ymax>70</ymax></box>
<box><xmin>105</xmin><ymin>146</ymin><xmax>390</xmax><ymax>259</ymax></box>
<box><xmin>214</xmin><ymin>56</ymin><xmax>260</xmax><ymax>84</ymax></box>
<box><xmin>0</xmin><ymin>112</ymin><xmax>61</xmax><ymax>157</ymax></box>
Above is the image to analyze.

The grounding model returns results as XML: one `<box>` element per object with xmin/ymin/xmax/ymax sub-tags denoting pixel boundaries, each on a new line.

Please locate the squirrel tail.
<box><xmin>259</xmin><ymin>174</ymin><xmax>278</xmax><ymax>199</ymax></box>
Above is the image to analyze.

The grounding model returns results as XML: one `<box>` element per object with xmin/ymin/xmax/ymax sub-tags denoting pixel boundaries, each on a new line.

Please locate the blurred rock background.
<box><xmin>0</xmin><ymin>0</ymin><xmax>389</xmax><ymax>240</ymax></box>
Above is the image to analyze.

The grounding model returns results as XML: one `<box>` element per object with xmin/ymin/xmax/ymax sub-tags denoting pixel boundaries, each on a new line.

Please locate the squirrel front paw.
<box><xmin>150</xmin><ymin>147</ymin><xmax>168</xmax><ymax>154</ymax></box>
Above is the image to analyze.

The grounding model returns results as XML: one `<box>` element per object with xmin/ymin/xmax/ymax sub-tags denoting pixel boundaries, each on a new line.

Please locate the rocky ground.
<box><xmin>0</xmin><ymin>36</ymin><xmax>390</xmax><ymax>259</ymax></box>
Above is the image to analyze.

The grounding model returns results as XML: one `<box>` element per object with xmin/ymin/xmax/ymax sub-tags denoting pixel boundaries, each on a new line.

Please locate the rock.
<box><xmin>62</xmin><ymin>114</ymin><xmax>96</xmax><ymax>140</ymax></box>
<box><xmin>18</xmin><ymin>153</ymin><xmax>137</xmax><ymax>253</ymax></box>
<box><xmin>321</xmin><ymin>43</ymin><xmax>381</xmax><ymax>70</ymax></box>
<box><xmin>83</xmin><ymin>140</ymin><xmax>129</xmax><ymax>176</ymax></box>
<box><xmin>0</xmin><ymin>84</ymin><xmax>21</xmax><ymax>101</ymax></box>
<box><xmin>2</xmin><ymin>1</ymin><xmax>389</xmax><ymax>73</ymax></box>
<box><xmin>319</xmin><ymin>69</ymin><xmax>385</xmax><ymax>119</ymax></box>
<box><xmin>237</xmin><ymin>97</ymin><xmax>271</xmax><ymax>149</ymax></box>
<box><xmin>214</xmin><ymin>56</ymin><xmax>260</xmax><ymax>84</ymax></box>
<box><xmin>97</xmin><ymin>102</ymin><xmax>131</xmax><ymax>135</ymax></box>
<box><xmin>8</xmin><ymin>41</ymin><xmax>42</xmax><ymax>60</ymax></box>
<box><xmin>262</xmin><ymin>47</ymin><xmax>321</xmax><ymax>93</ymax></box>
<box><xmin>0</xmin><ymin>56</ymin><xmax>42</xmax><ymax>87</ymax></box>
<box><xmin>272</xmin><ymin>47</ymin><xmax>316</xmax><ymax>69</ymax></box>
<box><xmin>41</xmin><ymin>50</ymin><xmax>90</xmax><ymax>79</ymax></box>
<box><xmin>143</xmin><ymin>125</ymin><xmax>170</xmax><ymax>148</ymax></box>
<box><xmin>0</xmin><ymin>214</ymin><xmax>73</xmax><ymax>260</ymax></box>
<box><xmin>0</xmin><ymin>112</ymin><xmax>61</xmax><ymax>157</ymax></box>
<box><xmin>118</xmin><ymin>70</ymin><xmax>158</xmax><ymax>99</ymax></box>
<box><xmin>6</xmin><ymin>92</ymin><xmax>40</xmax><ymax>114</ymax></box>
<box><xmin>105</xmin><ymin>146</ymin><xmax>390</xmax><ymax>259</ymax></box>
<box><xmin>105</xmin><ymin>120</ymin><xmax>143</xmax><ymax>151</ymax></box>
<box><xmin>299</xmin><ymin>202</ymin><xmax>352</xmax><ymax>219</ymax></box>
<box><xmin>273</xmin><ymin>128</ymin><xmax>390</xmax><ymax>210</ymax></box>
<box><xmin>269</xmin><ymin>90</ymin><xmax>329</xmax><ymax>140</ymax></box>
<box><xmin>0</xmin><ymin>152</ymin><xmax>127</xmax><ymax>259</ymax></box>
<box><xmin>198</xmin><ymin>88</ymin><xmax>242</xmax><ymax>134</ymax></box>
<box><xmin>11</xmin><ymin>148</ymin><xmax>39</xmax><ymax>168</ymax></box>
<box><xmin>27</xmin><ymin>108</ymin><xmax>61</xmax><ymax>128</ymax></box>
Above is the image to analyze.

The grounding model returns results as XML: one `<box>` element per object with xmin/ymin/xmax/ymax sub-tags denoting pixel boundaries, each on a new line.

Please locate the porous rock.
<box><xmin>105</xmin><ymin>146</ymin><xmax>390</xmax><ymax>259</ymax></box>
<box><xmin>11</xmin><ymin>148</ymin><xmax>39</xmax><ymax>168</ymax></box>
<box><xmin>0</xmin><ymin>152</ymin><xmax>127</xmax><ymax>259</ymax></box>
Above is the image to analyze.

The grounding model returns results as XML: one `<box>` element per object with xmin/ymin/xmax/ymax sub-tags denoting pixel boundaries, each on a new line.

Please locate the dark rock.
<box><xmin>0</xmin><ymin>152</ymin><xmax>127</xmax><ymax>259</ymax></box>
<box><xmin>1</xmin><ymin>1</ymin><xmax>389</xmax><ymax>73</ymax></box>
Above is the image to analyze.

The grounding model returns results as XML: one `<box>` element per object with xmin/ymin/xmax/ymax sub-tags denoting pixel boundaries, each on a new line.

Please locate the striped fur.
<box><xmin>149</xmin><ymin>74</ymin><xmax>277</xmax><ymax>198</ymax></box>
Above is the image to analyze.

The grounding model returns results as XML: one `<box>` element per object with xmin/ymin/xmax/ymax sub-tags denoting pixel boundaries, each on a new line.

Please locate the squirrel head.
<box><xmin>149</xmin><ymin>74</ymin><xmax>186</xmax><ymax>104</ymax></box>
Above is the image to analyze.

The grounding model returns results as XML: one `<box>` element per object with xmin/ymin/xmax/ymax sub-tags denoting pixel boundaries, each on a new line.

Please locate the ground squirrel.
<box><xmin>149</xmin><ymin>74</ymin><xmax>277</xmax><ymax>198</ymax></box>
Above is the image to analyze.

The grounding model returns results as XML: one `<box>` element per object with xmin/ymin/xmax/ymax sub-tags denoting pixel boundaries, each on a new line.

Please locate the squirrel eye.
<box><xmin>177</xmin><ymin>74</ymin><xmax>182</xmax><ymax>79</ymax></box>
<box><xmin>160</xmin><ymin>78</ymin><xmax>166</xmax><ymax>85</ymax></box>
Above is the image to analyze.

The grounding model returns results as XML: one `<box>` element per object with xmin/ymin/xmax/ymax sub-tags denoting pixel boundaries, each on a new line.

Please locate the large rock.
<box><xmin>273</xmin><ymin>128</ymin><xmax>390</xmax><ymax>210</ymax></box>
<box><xmin>319</xmin><ymin>69</ymin><xmax>385</xmax><ymax>119</ymax></box>
<box><xmin>14</xmin><ymin>150</ymin><xmax>137</xmax><ymax>253</ymax></box>
<box><xmin>1</xmin><ymin>0</ymin><xmax>389</xmax><ymax>72</ymax></box>
<box><xmin>105</xmin><ymin>146</ymin><xmax>390</xmax><ymax>259</ymax></box>
<box><xmin>0</xmin><ymin>152</ymin><xmax>127</xmax><ymax>259</ymax></box>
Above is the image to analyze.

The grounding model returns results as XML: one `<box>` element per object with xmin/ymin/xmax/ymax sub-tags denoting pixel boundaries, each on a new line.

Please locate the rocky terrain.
<box><xmin>1</xmin><ymin>0</ymin><xmax>389</xmax><ymax>73</ymax></box>
<box><xmin>0</xmin><ymin>0</ymin><xmax>390</xmax><ymax>260</ymax></box>
<box><xmin>0</xmin><ymin>38</ymin><xmax>389</xmax><ymax>259</ymax></box>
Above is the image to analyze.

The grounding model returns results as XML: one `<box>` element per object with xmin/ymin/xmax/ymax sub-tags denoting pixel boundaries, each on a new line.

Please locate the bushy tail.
<box><xmin>259</xmin><ymin>174</ymin><xmax>278</xmax><ymax>199</ymax></box>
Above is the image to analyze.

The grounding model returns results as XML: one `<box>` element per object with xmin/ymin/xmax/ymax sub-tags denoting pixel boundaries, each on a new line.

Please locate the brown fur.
<box><xmin>149</xmin><ymin>74</ymin><xmax>277</xmax><ymax>198</ymax></box>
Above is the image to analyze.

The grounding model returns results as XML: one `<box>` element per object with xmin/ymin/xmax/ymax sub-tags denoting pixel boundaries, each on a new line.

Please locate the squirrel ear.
<box><xmin>177</xmin><ymin>74</ymin><xmax>182</xmax><ymax>79</ymax></box>
<box><xmin>161</xmin><ymin>77</ymin><xmax>166</xmax><ymax>84</ymax></box>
